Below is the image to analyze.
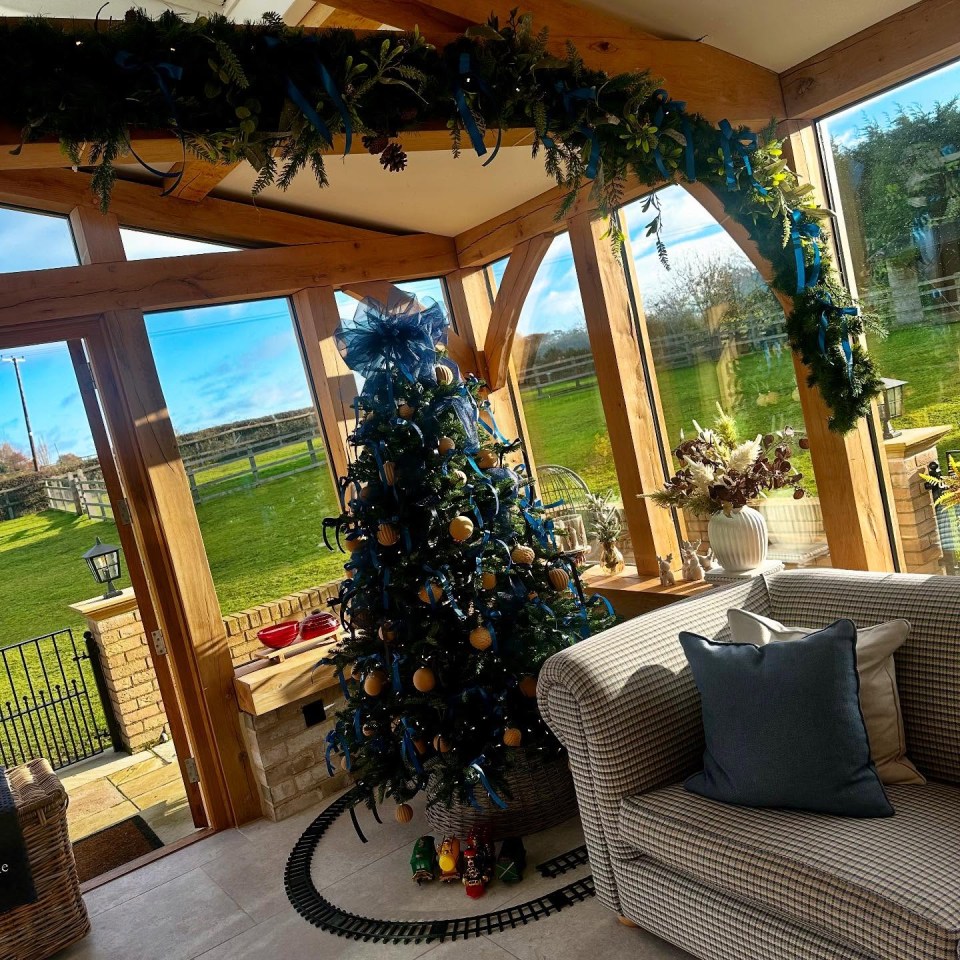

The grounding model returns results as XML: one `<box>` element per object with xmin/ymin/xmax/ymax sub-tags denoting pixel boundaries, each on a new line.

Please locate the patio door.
<box><xmin>0</xmin><ymin>320</ymin><xmax>206</xmax><ymax>866</ymax></box>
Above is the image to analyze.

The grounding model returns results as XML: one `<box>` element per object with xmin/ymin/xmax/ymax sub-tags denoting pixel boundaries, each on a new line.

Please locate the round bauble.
<box><xmin>548</xmin><ymin>567</ymin><xmax>570</xmax><ymax>591</ymax></box>
<box><xmin>528</xmin><ymin>590</ymin><xmax>539</xmax><ymax>601</ymax></box>
<box><xmin>518</xmin><ymin>675</ymin><xmax>538</xmax><ymax>698</ymax></box>
<box><xmin>358</xmin><ymin>484</ymin><xmax>370</xmax><ymax>501</ymax></box>
<box><xmin>449</xmin><ymin>516</ymin><xmax>474</xmax><ymax>542</ymax></box>
<box><xmin>503</xmin><ymin>727</ymin><xmax>523</xmax><ymax>748</ymax></box>
<box><xmin>477</xmin><ymin>384</ymin><xmax>490</xmax><ymax>401</ymax></box>
<box><xmin>438</xmin><ymin>436</ymin><xmax>456</xmax><ymax>454</ymax></box>
<box><xmin>418</xmin><ymin>581</ymin><xmax>443</xmax><ymax>604</ymax></box>
<box><xmin>475</xmin><ymin>448</ymin><xmax>498</xmax><ymax>470</ymax></box>
<box><xmin>481</xmin><ymin>571</ymin><xmax>497</xmax><ymax>591</ymax></box>
<box><xmin>363</xmin><ymin>670</ymin><xmax>387</xmax><ymax>697</ymax></box>
<box><xmin>433</xmin><ymin>735</ymin><xmax>451</xmax><ymax>754</ymax></box>
<box><xmin>414</xmin><ymin>738</ymin><xmax>428</xmax><ymax>755</ymax></box>
<box><xmin>413</xmin><ymin>667</ymin><xmax>436</xmax><ymax>693</ymax></box>
<box><xmin>511</xmin><ymin>544</ymin><xmax>535</xmax><ymax>565</ymax></box>
<box><xmin>377</xmin><ymin>523</ymin><xmax>399</xmax><ymax>546</ymax></box>
<box><xmin>362</xmin><ymin>723</ymin><xmax>376</xmax><ymax>738</ymax></box>
<box><xmin>435</xmin><ymin>364</ymin><xmax>454</xmax><ymax>385</ymax></box>
<box><xmin>450</xmin><ymin>469</ymin><xmax>467</xmax><ymax>486</ymax></box>
<box><xmin>395</xmin><ymin>803</ymin><xmax>414</xmax><ymax>824</ymax></box>
<box><xmin>382</xmin><ymin>461</ymin><xmax>396</xmax><ymax>486</ymax></box>
<box><xmin>397</xmin><ymin>402</ymin><xmax>415</xmax><ymax>419</ymax></box>
<box><xmin>345</xmin><ymin>535</ymin><xmax>368</xmax><ymax>553</ymax></box>
<box><xmin>349</xmin><ymin>663</ymin><xmax>364</xmax><ymax>682</ymax></box>
<box><xmin>343</xmin><ymin>566</ymin><xmax>356</xmax><ymax>579</ymax></box>
<box><xmin>469</xmin><ymin>626</ymin><xmax>493</xmax><ymax>651</ymax></box>
<box><xmin>340</xmin><ymin>755</ymin><xmax>350</xmax><ymax>772</ymax></box>
<box><xmin>378</xmin><ymin>621</ymin><xmax>397</xmax><ymax>644</ymax></box>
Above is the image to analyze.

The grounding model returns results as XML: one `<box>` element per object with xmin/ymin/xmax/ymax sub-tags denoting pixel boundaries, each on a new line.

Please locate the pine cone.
<box><xmin>362</xmin><ymin>134</ymin><xmax>390</xmax><ymax>155</ymax></box>
<box><xmin>380</xmin><ymin>142</ymin><xmax>408</xmax><ymax>173</ymax></box>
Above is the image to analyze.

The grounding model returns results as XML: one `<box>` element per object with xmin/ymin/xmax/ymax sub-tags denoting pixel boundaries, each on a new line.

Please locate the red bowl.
<box><xmin>257</xmin><ymin>621</ymin><xmax>300</xmax><ymax>649</ymax></box>
<box><xmin>299</xmin><ymin>611</ymin><xmax>339</xmax><ymax>641</ymax></box>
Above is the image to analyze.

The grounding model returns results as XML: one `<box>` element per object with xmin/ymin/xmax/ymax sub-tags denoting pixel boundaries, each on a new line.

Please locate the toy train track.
<box><xmin>285</xmin><ymin>790</ymin><xmax>595</xmax><ymax>944</ymax></box>
<box><xmin>535</xmin><ymin>844</ymin><xmax>590</xmax><ymax>878</ymax></box>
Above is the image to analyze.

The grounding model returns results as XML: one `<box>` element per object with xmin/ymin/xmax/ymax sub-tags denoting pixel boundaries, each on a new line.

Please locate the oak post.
<box><xmin>568</xmin><ymin>211</ymin><xmax>681</xmax><ymax>574</ymax></box>
<box><xmin>69</xmin><ymin>206</ymin><xmax>262</xmax><ymax>827</ymax></box>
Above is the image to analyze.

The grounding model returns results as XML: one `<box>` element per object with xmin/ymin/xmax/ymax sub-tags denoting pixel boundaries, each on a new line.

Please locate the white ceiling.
<box><xmin>580</xmin><ymin>0</ymin><xmax>918</xmax><ymax>72</ymax></box>
<box><xmin>214</xmin><ymin>146</ymin><xmax>558</xmax><ymax>236</ymax></box>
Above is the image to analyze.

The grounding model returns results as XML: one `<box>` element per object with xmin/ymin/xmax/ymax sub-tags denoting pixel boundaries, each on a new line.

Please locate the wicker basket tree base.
<box><xmin>424</xmin><ymin>750</ymin><xmax>577</xmax><ymax>840</ymax></box>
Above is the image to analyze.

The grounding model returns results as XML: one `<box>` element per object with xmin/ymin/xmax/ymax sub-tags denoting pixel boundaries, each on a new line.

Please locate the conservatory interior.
<box><xmin>0</xmin><ymin>1</ymin><xmax>959</xmax><ymax>959</ymax></box>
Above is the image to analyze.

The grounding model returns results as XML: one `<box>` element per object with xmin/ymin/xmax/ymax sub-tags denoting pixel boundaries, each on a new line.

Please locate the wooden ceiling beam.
<box><xmin>298</xmin><ymin>3</ymin><xmax>387</xmax><ymax>29</ymax></box>
<box><xmin>780</xmin><ymin>0</ymin><xmax>960</xmax><ymax>121</ymax></box>
<box><xmin>0</xmin><ymin>231</ymin><xmax>458</xmax><ymax>328</ymax></box>
<box><xmin>332</xmin><ymin>1</ymin><xmax>783</xmax><ymax>124</ymax></box>
<box><xmin>167</xmin><ymin>161</ymin><xmax>240</xmax><ymax>203</ymax></box>
<box><xmin>0</xmin><ymin>169</ymin><xmax>399</xmax><ymax>247</ymax></box>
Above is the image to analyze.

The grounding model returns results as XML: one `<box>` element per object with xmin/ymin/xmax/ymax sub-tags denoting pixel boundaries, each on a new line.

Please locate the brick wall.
<box><xmin>81</xmin><ymin>582</ymin><xmax>341</xmax><ymax>752</ymax></box>
<box><xmin>885</xmin><ymin>441</ymin><xmax>944</xmax><ymax>574</ymax></box>
<box><xmin>240</xmin><ymin>683</ymin><xmax>350</xmax><ymax>820</ymax></box>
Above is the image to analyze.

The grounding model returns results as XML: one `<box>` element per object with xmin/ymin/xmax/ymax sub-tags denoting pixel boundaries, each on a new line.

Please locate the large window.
<box><xmin>0</xmin><ymin>207</ymin><xmax>77</xmax><ymax>272</ymax></box>
<box><xmin>621</xmin><ymin>187</ymin><xmax>829</xmax><ymax>567</ymax></box>
<box><xmin>822</xmin><ymin>60</ymin><xmax>960</xmax><ymax>574</ymax></box>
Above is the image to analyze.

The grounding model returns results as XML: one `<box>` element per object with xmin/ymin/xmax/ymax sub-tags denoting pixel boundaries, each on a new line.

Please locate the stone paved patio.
<box><xmin>59</xmin><ymin>740</ymin><xmax>199</xmax><ymax>847</ymax></box>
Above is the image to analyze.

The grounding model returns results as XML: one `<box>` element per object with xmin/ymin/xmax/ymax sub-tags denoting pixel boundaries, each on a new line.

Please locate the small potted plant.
<box><xmin>585</xmin><ymin>491</ymin><xmax>625</xmax><ymax>575</ymax></box>
<box><xmin>648</xmin><ymin>407</ymin><xmax>807</xmax><ymax>573</ymax></box>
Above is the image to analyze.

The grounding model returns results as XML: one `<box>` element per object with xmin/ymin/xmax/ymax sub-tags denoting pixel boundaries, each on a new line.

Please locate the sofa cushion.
<box><xmin>618</xmin><ymin>782</ymin><xmax>960</xmax><ymax>960</ymax></box>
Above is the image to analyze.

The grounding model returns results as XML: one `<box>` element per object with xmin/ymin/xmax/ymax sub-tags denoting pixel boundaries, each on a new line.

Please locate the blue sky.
<box><xmin>4</xmin><ymin>55</ymin><xmax>959</xmax><ymax>459</ymax></box>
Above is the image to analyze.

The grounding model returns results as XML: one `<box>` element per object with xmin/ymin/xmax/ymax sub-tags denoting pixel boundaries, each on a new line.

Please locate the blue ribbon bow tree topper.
<box><xmin>335</xmin><ymin>290</ymin><xmax>450</xmax><ymax>397</ymax></box>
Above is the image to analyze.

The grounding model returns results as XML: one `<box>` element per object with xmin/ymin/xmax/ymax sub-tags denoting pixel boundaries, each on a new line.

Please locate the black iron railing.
<box><xmin>0</xmin><ymin>628</ymin><xmax>119</xmax><ymax>770</ymax></box>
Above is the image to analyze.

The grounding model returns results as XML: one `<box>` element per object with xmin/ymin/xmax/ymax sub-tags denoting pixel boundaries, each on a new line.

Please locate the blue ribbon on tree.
<box><xmin>469</xmin><ymin>757</ymin><xmax>507</xmax><ymax>809</ymax></box>
<box><xmin>400</xmin><ymin>719</ymin><xmax>423</xmax><ymax>774</ymax></box>
<box><xmin>391</xmin><ymin>652</ymin><xmax>406</xmax><ymax>691</ymax></box>
<box><xmin>791</xmin><ymin>209</ymin><xmax>822</xmax><ymax>294</ymax></box>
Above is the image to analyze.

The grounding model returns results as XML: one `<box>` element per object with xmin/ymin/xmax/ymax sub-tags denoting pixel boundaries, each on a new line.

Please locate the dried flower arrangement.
<box><xmin>649</xmin><ymin>406</ymin><xmax>809</xmax><ymax>517</ymax></box>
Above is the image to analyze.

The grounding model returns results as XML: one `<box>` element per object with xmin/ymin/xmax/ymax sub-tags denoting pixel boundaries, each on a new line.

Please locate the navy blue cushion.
<box><xmin>680</xmin><ymin>620</ymin><xmax>894</xmax><ymax>818</ymax></box>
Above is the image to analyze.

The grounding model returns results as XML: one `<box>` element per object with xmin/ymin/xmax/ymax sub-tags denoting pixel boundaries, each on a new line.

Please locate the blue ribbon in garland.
<box><xmin>818</xmin><ymin>292</ymin><xmax>857</xmax><ymax>384</ymax></box>
<box><xmin>718</xmin><ymin>120</ymin><xmax>767</xmax><ymax>197</ymax></box>
<box><xmin>468</xmin><ymin>757</ymin><xmax>507</xmax><ymax>809</ymax></box>
<box><xmin>791</xmin><ymin>209</ymin><xmax>822</xmax><ymax>294</ymax></box>
<box><xmin>454</xmin><ymin>52</ymin><xmax>488</xmax><ymax>159</ymax></box>
<box><xmin>651</xmin><ymin>89</ymin><xmax>696</xmax><ymax>183</ymax></box>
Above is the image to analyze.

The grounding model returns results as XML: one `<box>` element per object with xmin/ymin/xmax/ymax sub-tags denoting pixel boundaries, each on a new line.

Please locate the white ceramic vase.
<box><xmin>707</xmin><ymin>505</ymin><xmax>768</xmax><ymax>573</ymax></box>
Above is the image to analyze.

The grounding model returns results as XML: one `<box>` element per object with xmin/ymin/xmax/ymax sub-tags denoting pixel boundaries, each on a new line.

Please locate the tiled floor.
<box><xmin>57</xmin><ymin>790</ymin><xmax>692</xmax><ymax>960</ymax></box>
<box><xmin>59</xmin><ymin>742</ymin><xmax>197</xmax><ymax>845</ymax></box>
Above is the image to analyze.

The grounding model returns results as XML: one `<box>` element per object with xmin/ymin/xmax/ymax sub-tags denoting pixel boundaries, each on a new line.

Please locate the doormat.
<box><xmin>285</xmin><ymin>789</ymin><xmax>595</xmax><ymax>944</ymax></box>
<box><xmin>73</xmin><ymin>815</ymin><xmax>163</xmax><ymax>883</ymax></box>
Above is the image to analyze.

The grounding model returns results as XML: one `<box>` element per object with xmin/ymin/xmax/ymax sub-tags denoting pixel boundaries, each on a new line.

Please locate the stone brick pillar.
<box><xmin>883</xmin><ymin>425</ymin><xmax>952</xmax><ymax>574</ymax></box>
<box><xmin>239</xmin><ymin>683</ymin><xmax>350</xmax><ymax>820</ymax></box>
<box><xmin>70</xmin><ymin>589</ymin><xmax>167</xmax><ymax>752</ymax></box>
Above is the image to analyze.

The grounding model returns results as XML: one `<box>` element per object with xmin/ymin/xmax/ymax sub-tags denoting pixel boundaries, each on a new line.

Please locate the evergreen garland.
<box><xmin>0</xmin><ymin>9</ymin><xmax>879</xmax><ymax>431</ymax></box>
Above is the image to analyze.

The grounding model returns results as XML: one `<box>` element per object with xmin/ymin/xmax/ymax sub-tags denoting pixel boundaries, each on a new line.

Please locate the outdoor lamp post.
<box><xmin>82</xmin><ymin>537</ymin><xmax>123</xmax><ymax>599</ymax></box>
<box><xmin>877</xmin><ymin>377</ymin><xmax>907</xmax><ymax>440</ymax></box>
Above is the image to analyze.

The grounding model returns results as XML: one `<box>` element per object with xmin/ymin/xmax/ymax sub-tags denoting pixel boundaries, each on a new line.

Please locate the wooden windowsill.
<box><xmin>583</xmin><ymin>565</ymin><xmax>713</xmax><ymax>619</ymax></box>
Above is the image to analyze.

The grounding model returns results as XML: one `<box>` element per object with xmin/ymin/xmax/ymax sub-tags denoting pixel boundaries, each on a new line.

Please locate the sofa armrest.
<box><xmin>538</xmin><ymin>578</ymin><xmax>770</xmax><ymax>911</ymax></box>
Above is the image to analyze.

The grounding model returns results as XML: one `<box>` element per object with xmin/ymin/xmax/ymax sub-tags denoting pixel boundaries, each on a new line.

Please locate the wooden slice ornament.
<box><xmin>395</xmin><ymin>803</ymin><xmax>414</xmax><ymax>824</ymax></box>
<box><xmin>503</xmin><ymin>727</ymin><xmax>523</xmax><ymax>747</ymax></box>
<box><xmin>518</xmin><ymin>675</ymin><xmax>538</xmax><ymax>698</ymax></box>
<box><xmin>438</xmin><ymin>436</ymin><xmax>456</xmax><ymax>454</ymax></box>
<box><xmin>413</xmin><ymin>667</ymin><xmax>436</xmax><ymax>692</ymax></box>
<box><xmin>469</xmin><ymin>626</ymin><xmax>493</xmax><ymax>651</ymax></box>
<box><xmin>481</xmin><ymin>571</ymin><xmax>497</xmax><ymax>591</ymax></box>
<box><xmin>377</xmin><ymin>523</ymin><xmax>400</xmax><ymax>546</ymax></box>
<box><xmin>548</xmin><ymin>567</ymin><xmax>570</xmax><ymax>590</ymax></box>
<box><xmin>419</xmin><ymin>581</ymin><xmax>443</xmax><ymax>604</ymax></box>
<box><xmin>476</xmin><ymin>448</ymin><xmax>498</xmax><ymax>469</ymax></box>
<box><xmin>449</xmin><ymin>516</ymin><xmax>474</xmax><ymax>542</ymax></box>
<box><xmin>364</xmin><ymin>669</ymin><xmax>387</xmax><ymax>697</ymax></box>
<box><xmin>511</xmin><ymin>544</ymin><xmax>535</xmax><ymax>565</ymax></box>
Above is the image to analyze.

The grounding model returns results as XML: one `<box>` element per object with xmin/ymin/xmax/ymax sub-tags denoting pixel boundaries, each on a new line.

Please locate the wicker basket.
<box><xmin>424</xmin><ymin>750</ymin><xmax>577</xmax><ymax>840</ymax></box>
<box><xmin>1</xmin><ymin>759</ymin><xmax>90</xmax><ymax>960</ymax></box>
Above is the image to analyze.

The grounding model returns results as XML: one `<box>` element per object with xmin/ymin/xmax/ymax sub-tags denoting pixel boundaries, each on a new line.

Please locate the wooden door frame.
<box><xmin>0</xmin><ymin>315</ymin><xmax>244</xmax><ymax>829</ymax></box>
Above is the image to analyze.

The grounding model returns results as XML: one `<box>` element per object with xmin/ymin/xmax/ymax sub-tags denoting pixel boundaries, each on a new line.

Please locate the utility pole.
<box><xmin>0</xmin><ymin>355</ymin><xmax>39</xmax><ymax>472</ymax></box>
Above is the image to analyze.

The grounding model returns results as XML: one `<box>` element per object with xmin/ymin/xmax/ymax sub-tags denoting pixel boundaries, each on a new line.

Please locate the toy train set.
<box><xmin>410</xmin><ymin>831</ymin><xmax>527</xmax><ymax>898</ymax></box>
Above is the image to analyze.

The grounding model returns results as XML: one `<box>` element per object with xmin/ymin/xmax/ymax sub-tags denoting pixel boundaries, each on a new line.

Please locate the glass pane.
<box><xmin>821</xmin><ymin>61</ymin><xmax>960</xmax><ymax>574</ymax></box>
<box><xmin>507</xmin><ymin>233</ymin><xmax>621</xmax><ymax>561</ymax></box>
<box><xmin>622</xmin><ymin>186</ymin><xmax>829</xmax><ymax>568</ymax></box>
<box><xmin>120</xmin><ymin>227</ymin><xmax>236</xmax><ymax>259</ymax></box>
<box><xmin>145</xmin><ymin>298</ymin><xmax>344</xmax><ymax>616</ymax></box>
<box><xmin>0</xmin><ymin>207</ymin><xmax>78</xmax><ymax>272</ymax></box>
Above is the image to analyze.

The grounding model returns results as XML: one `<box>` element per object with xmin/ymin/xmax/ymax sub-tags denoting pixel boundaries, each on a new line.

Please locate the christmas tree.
<box><xmin>322</xmin><ymin>291</ymin><xmax>614</xmax><ymax>819</ymax></box>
